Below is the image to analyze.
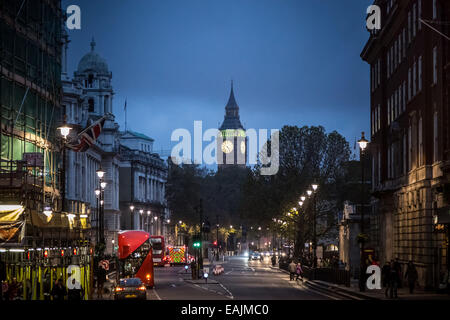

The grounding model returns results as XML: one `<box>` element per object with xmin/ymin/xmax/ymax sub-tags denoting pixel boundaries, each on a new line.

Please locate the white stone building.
<box><xmin>62</xmin><ymin>38</ymin><xmax>121</xmax><ymax>255</ymax></box>
<box><xmin>119</xmin><ymin>131</ymin><xmax>169</xmax><ymax>236</ymax></box>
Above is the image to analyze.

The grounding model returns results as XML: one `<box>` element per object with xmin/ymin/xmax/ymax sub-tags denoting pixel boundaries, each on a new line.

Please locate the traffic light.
<box><xmin>213</xmin><ymin>241</ymin><xmax>218</xmax><ymax>247</ymax></box>
<box><xmin>193</xmin><ymin>235</ymin><xmax>201</xmax><ymax>248</ymax></box>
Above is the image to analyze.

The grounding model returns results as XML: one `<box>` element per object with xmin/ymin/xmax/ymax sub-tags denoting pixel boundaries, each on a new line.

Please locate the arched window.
<box><xmin>88</xmin><ymin>74</ymin><xmax>94</xmax><ymax>87</ymax></box>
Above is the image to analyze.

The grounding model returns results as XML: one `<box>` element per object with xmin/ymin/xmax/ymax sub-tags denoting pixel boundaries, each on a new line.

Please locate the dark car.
<box><xmin>114</xmin><ymin>278</ymin><xmax>147</xmax><ymax>300</ymax></box>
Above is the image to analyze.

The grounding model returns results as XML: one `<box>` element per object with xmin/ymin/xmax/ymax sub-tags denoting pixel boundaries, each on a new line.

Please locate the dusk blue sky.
<box><xmin>63</xmin><ymin>0</ymin><xmax>373</xmax><ymax>159</ymax></box>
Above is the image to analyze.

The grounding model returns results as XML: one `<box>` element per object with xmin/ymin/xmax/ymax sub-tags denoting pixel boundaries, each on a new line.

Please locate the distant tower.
<box><xmin>74</xmin><ymin>38</ymin><xmax>113</xmax><ymax>117</ymax></box>
<box><xmin>217</xmin><ymin>82</ymin><xmax>247</xmax><ymax>169</ymax></box>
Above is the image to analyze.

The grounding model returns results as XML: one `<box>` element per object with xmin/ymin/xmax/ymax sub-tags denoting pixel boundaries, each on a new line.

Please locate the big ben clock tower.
<box><xmin>218</xmin><ymin>82</ymin><xmax>247</xmax><ymax>169</ymax></box>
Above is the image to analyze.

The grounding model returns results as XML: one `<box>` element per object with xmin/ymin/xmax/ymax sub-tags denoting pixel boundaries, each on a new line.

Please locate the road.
<box><xmin>148</xmin><ymin>256</ymin><xmax>338</xmax><ymax>300</ymax></box>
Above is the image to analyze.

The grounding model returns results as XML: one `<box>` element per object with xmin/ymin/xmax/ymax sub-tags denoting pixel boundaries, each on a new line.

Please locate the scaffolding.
<box><xmin>0</xmin><ymin>1</ymin><xmax>93</xmax><ymax>299</ymax></box>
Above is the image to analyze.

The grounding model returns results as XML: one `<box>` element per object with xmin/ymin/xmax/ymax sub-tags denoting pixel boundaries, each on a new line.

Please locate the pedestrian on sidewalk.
<box><xmin>381</xmin><ymin>261</ymin><xmax>390</xmax><ymax>289</ymax></box>
<box><xmin>405</xmin><ymin>261</ymin><xmax>418</xmax><ymax>294</ymax></box>
<box><xmin>51</xmin><ymin>279</ymin><xmax>67</xmax><ymax>301</ymax></box>
<box><xmin>288</xmin><ymin>260</ymin><xmax>296</xmax><ymax>281</ymax></box>
<box><xmin>394</xmin><ymin>258</ymin><xmax>403</xmax><ymax>288</ymax></box>
<box><xmin>295</xmin><ymin>262</ymin><xmax>303</xmax><ymax>281</ymax></box>
<box><xmin>97</xmin><ymin>266</ymin><xmax>107</xmax><ymax>299</ymax></box>
<box><xmin>388</xmin><ymin>260</ymin><xmax>399</xmax><ymax>299</ymax></box>
<box><xmin>2</xmin><ymin>280</ymin><xmax>9</xmax><ymax>301</ymax></box>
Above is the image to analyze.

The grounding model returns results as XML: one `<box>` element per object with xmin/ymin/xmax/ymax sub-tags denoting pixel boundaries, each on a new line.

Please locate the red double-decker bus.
<box><xmin>118</xmin><ymin>230</ymin><xmax>154</xmax><ymax>288</ymax></box>
<box><xmin>150</xmin><ymin>235</ymin><xmax>165</xmax><ymax>266</ymax></box>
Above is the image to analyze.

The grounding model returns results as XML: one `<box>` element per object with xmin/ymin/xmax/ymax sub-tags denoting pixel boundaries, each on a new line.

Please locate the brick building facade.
<box><xmin>361</xmin><ymin>0</ymin><xmax>450</xmax><ymax>289</ymax></box>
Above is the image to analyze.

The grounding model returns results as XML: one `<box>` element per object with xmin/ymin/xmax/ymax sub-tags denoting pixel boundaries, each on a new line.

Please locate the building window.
<box><xmin>403</xmin><ymin>28</ymin><xmax>406</xmax><ymax>58</ymax></box>
<box><xmin>378</xmin><ymin>150</ymin><xmax>381</xmax><ymax>184</ymax></box>
<box><xmin>413</xmin><ymin>61</ymin><xmax>417</xmax><ymax>96</ymax></box>
<box><xmin>408</xmin><ymin>11</ymin><xmax>411</xmax><ymax>43</ymax></box>
<box><xmin>433</xmin><ymin>0</ymin><xmax>437</xmax><ymax>20</ymax></box>
<box><xmin>418</xmin><ymin>0</ymin><xmax>422</xmax><ymax>30</ymax></box>
<box><xmin>433</xmin><ymin>46</ymin><xmax>438</xmax><ymax>84</ymax></box>
<box><xmin>418</xmin><ymin>56</ymin><xmax>422</xmax><ymax>92</ymax></box>
<box><xmin>413</xmin><ymin>3</ymin><xmax>417</xmax><ymax>38</ymax></box>
<box><xmin>388</xmin><ymin>99</ymin><xmax>391</xmax><ymax>124</ymax></box>
<box><xmin>418</xmin><ymin>117</ymin><xmax>423</xmax><ymax>166</ymax></box>
<box><xmin>88</xmin><ymin>74</ymin><xmax>94</xmax><ymax>88</ymax></box>
<box><xmin>408</xmin><ymin>125</ymin><xmax>412</xmax><ymax>171</ymax></box>
<box><xmin>88</xmin><ymin>98</ymin><xmax>94</xmax><ymax>112</ymax></box>
<box><xmin>403</xmin><ymin>81</ymin><xmax>406</xmax><ymax>112</ymax></box>
<box><xmin>403</xmin><ymin>133</ymin><xmax>407</xmax><ymax>175</ymax></box>
<box><xmin>388</xmin><ymin>145</ymin><xmax>391</xmax><ymax>179</ymax></box>
<box><xmin>377</xmin><ymin>104</ymin><xmax>381</xmax><ymax>130</ymax></box>
<box><xmin>408</xmin><ymin>68</ymin><xmax>412</xmax><ymax>100</ymax></box>
<box><xmin>434</xmin><ymin>111</ymin><xmax>438</xmax><ymax>162</ymax></box>
<box><xmin>387</xmin><ymin>51</ymin><xmax>390</xmax><ymax>78</ymax></box>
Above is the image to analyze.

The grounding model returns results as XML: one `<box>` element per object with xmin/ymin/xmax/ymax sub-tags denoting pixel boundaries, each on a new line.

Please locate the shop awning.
<box><xmin>0</xmin><ymin>205</ymin><xmax>25</xmax><ymax>244</ymax></box>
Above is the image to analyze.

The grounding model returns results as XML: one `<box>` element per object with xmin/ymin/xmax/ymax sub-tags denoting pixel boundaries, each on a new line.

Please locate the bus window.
<box><xmin>122</xmin><ymin>240</ymin><xmax>151</xmax><ymax>278</ymax></box>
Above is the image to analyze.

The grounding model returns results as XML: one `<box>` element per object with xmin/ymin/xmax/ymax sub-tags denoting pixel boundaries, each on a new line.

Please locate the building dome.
<box><xmin>77</xmin><ymin>38</ymin><xmax>109</xmax><ymax>74</ymax></box>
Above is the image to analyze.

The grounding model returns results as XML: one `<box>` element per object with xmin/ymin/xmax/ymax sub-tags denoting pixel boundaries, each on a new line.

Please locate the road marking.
<box><xmin>225</xmin><ymin>270</ymin><xmax>233</xmax><ymax>275</ymax></box>
<box><xmin>153</xmin><ymin>288</ymin><xmax>162</xmax><ymax>300</ymax></box>
<box><xmin>170</xmin><ymin>284</ymin><xmax>176</xmax><ymax>287</ymax></box>
<box><xmin>218</xmin><ymin>282</ymin><xmax>234</xmax><ymax>300</ymax></box>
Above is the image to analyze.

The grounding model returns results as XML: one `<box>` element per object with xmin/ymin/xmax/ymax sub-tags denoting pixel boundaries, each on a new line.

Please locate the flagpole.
<box><xmin>124</xmin><ymin>99</ymin><xmax>127</xmax><ymax>132</ymax></box>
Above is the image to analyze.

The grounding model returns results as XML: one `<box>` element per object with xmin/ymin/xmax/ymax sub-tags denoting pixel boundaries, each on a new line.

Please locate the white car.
<box><xmin>213</xmin><ymin>264</ymin><xmax>224</xmax><ymax>275</ymax></box>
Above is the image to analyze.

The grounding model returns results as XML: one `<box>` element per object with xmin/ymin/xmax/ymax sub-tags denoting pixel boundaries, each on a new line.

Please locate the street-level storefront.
<box><xmin>435</xmin><ymin>206</ymin><xmax>450</xmax><ymax>291</ymax></box>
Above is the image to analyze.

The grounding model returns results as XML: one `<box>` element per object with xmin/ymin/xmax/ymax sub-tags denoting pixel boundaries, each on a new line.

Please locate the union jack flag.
<box><xmin>67</xmin><ymin>116</ymin><xmax>106</xmax><ymax>152</ymax></box>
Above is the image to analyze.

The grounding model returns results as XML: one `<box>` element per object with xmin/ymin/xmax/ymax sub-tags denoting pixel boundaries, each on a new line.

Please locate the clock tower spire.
<box><xmin>218</xmin><ymin>82</ymin><xmax>247</xmax><ymax>168</ymax></box>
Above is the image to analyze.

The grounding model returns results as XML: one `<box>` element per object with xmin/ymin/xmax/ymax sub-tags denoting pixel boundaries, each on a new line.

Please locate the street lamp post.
<box><xmin>99</xmin><ymin>180</ymin><xmax>107</xmax><ymax>245</ymax></box>
<box><xmin>216</xmin><ymin>215</ymin><xmax>220</xmax><ymax>261</ymax></box>
<box><xmin>57</xmin><ymin>116</ymin><xmax>71</xmax><ymax>214</ymax></box>
<box><xmin>358</xmin><ymin>131</ymin><xmax>369</xmax><ymax>292</ymax></box>
<box><xmin>95</xmin><ymin>188</ymin><xmax>101</xmax><ymax>244</ymax></box>
<box><xmin>130</xmin><ymin>205</ymin><xmax>135</xmax><ymax>230</ymax></box>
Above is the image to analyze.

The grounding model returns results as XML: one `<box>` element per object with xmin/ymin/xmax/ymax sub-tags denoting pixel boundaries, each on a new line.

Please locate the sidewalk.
<box><xmin>271</xmin><ymin>265</ymin><xmax>450</xmax><ymax>300</ymax></box>
<box><xmin>309</xmin><ymin>278</ymin><xmax>450</xmax><ymax>300</ymax></box>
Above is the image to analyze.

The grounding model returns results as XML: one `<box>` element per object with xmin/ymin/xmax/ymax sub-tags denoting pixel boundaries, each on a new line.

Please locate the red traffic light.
<box><xmin>27</xmin><ymin>252</ymin><xmax>31</xmax><ymax>260</ymax></box>
<box><xmin>61</xmin><ymin>249</ymin><xmax>65</xmax><ymax>257</ymax></box>
<box><xmin>213</xmin><ymin>241</ymin><xmax>218</xmax><ymax>246</ymax></box>
<box><xmin>44</xmin><ymin>250</ymin><xmax>48</xmax><ymax>258</ymax></box>
<box><xmin>73</xmin><ymin>248</ymin><xmax>77</xmax><ymax>255</ymax></box>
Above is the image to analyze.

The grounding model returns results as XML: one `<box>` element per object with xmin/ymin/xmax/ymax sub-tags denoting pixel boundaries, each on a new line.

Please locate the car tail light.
<box><xmin>115</xmin><ymin>287</ymin><xmax>124</xmax><ymax>292</ymax></box>
<box><xmin>138</xmin><ymin>285</ymin><xmax>146</xmax><ymax>291</ymax></box>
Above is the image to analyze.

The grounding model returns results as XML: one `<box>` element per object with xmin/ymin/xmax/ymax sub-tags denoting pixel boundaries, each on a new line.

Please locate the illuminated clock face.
<box><xmin>221</xmin><ymin>140</ymin><xmax>233</xmax><ymax>154</ymax></box>
<box><xmin>240</xmin><ymin>141</ymin><xmax>246</xmax><ymax>154</ymax></box>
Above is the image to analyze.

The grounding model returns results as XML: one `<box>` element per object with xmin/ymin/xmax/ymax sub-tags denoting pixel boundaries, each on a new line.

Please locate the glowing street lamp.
<box><xmin>100</xmin><ymin>182</ymin><xmax>107</xmax><ymax>189</ymax></box>
<box><xmin>301</xmin><ymin>196</ymin><xmax>306</xmax><ymax>202</ymax></box>
<box><xmin>57</xmin><ymin>123</ymin><xmax>72</xmax><ymax>140</ymax></box>
<box><xmin>96</xmin><ymin>168</ymin><xmax>105</xmax><ymax>179</ymax></box>
<box><xmin>357</xmin><ymin>131</ymin><xmax>369</xmax><ymax>151</ymax></box>
<box><xmin>307</xmin><ymin>190</ymin><xmax>313</xmax><ymax>196</ymax></box>
<box><xmin>298</xmin><ymin>201</ymin><xmax>303</xmax><ymax>207</ymax></box>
